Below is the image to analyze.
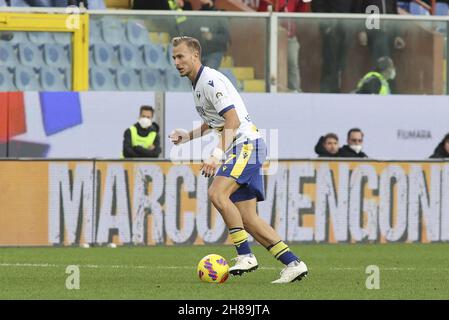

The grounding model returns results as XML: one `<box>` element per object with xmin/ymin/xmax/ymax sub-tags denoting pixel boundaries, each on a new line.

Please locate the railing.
<box><xmin>0</xmin><ymin>7</ymin><xmax>449</xmax><ymax>94</ymax></box>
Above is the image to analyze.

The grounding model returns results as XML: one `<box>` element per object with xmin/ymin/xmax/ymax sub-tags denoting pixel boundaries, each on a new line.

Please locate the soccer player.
<box><xmin>168</xmin><ymin>36</ymin><xmax>308</xmax><ymax>283</ymax></box>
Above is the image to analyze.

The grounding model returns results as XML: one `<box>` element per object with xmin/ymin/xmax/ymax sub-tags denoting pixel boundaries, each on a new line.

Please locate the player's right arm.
<box><xmin>169</xmin><ymin>122</ymin><xmax>211</xmax><ymax>145</ymax></box>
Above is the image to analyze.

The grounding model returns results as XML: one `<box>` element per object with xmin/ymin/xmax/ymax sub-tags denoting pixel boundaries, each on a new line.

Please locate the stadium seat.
<box><xmin>0</xmin><ymin>0</ymin><xmax>7</xmax><ymax>6</ymax></box>
<box><xmin>8</xmin><ymin>31</ymin><xmax>28</xmax><ymax>45</ymax></box>
<box><xmin>17</xmin><ymin>43</ymin><xmax>43</xmax><ymax>67</ymax></box>
<box><xmin>164</xmin><ymin>70</ymin><xmax>191</xmax><ymax>92</ymax></box>
<box><xmin>115</xmin><ymin>68</ymin><xmax>141</xmax><ymax>91</ymax></box>
<box><xmin>88</xmin><ymin>0</ymin><xmax>107</xmax><ymax>9</ymax></box>
<box><xmin>409</xmin><ymin>2</ymin><xmax>430</xmax><ymax>15</ymax></box>
<box><xmin>142</xmin><ymin>43</ymin><xmax>167</xmax><ymax>70</ymax></box>
<box><xmin>100</xmin><ymin>17</ymin><xmax>125</xmax><ymax>45</ymax></box>
<box><xmin>9</xmin><ymin>0</ymin><xmax>32</xmax><ymax>6</ymax></box>
<box><xmin>397</xmin><ymin>1</ymin><xmax>410</xmax><ymax>11</ymax></box>
<box><xmin>14</xmin><ymin>66</ymin><xmax>40</xmax><ymax>91</ymax></box>
<box><xmin>27</xmin><ymin>32</ymin><xmax>54</xmax><ymax>45</ymax></box>
<box><xmin>89</xmin><ymin>66</ymin><xmax>117</xmax><ymax>90</ymax></box>
<box><xmin>43</xmin><ymin>43</ymin><xmax>69</xmax><ymax>67</ymax></box>
<box><xmin>0</xmin><ymin>41</ymin><xmax>18</xmax><ymax>67</ymax></box>
<box><xmin>140</xmin><ymin>68</ymin><xmax>164</xmax><ymax>91</ymax></box>
<box><xmin>117</xmin><ymin>43</ymin><xmax>143</xmax><ymax>68</ymax></box>
<box><xmin>60</xmin><ymin>67</ymin><xmax>72</xmax><ymax>90</ymax></box>
<box><xmin>0</xmin><ymin>67</ymin><xmax>16</xmax><ymax>91</ymax></box>
<box><xmin>53</xmin><ymin>32</ymin><xmax>72</xmax><ymax>46</ymax></box>
<box><xmin>91</xmin><ymin>43</ymin><xmax>117</xmax><ymax>67</ymax></box>
<box><xmin>219</xmin><ymin>68</ymin><xmax>240</xmax><ymax>91</ymax></box>
<box><xmin>125</xmin><ymin>20</ymin><xmax>150</xmax><ymax>46</ymax></box>
<box><xmin>435</xmin><ymin>2</ymin><xmax>449</xmax><ymax>15</ymax></box>
<box><xmin>89</xmin><ymin>20</ymin><xmax>103</xmax><ymax>43</ymax></box>
<box><xmin>39</xmin><ymin>66</ymin><xmax>67</xmax><ymax>91</ymax></box>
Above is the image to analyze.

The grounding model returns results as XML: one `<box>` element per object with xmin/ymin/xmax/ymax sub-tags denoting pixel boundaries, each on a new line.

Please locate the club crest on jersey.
<box><xmin>196</xmin><ymin>91</ymin><xmax>201</xmax><ymax>99</ymax></box>
<box><xmin>216</xmin><ymin>92</ymin><xmax>223</xmax><ymax>99</ymax></box>
<box><xmin>208</xmin><ymin>80</ymin><xmax>214</xmax><ymax>87</ymax></box>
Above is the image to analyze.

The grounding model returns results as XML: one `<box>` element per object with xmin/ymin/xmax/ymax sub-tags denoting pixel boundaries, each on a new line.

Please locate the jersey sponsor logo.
<box><xmin>208</xmin><ymin>80</ymin><xmax>214</xmax><ymax>87</ymax></box>
<box><xmin>195</xmin><ymin>106</ymin><xmax>206</xmax><ymax>116</ymax></box>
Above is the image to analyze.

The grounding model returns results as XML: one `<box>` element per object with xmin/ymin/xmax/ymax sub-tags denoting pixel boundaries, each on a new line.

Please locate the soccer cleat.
<box><xmin>229</xmin><ymin>254</ymin><xmax>258</xmax><ymax>276</ymax></box>
<box><xmin>271</xmin><ymin>261</ymin><xmax>308</xmax><ymax>284</ymax></box>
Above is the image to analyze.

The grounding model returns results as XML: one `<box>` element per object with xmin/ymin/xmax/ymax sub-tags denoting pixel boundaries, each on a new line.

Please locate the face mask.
<box><xmin>350</xmin><ymin>144</ymin><xmax>363</xmax><ymax>154</ymax></box>
<box><xmin>138</xmin><ymin>117</ymin><xmax>152</xmax><ymax>129</ymax></box>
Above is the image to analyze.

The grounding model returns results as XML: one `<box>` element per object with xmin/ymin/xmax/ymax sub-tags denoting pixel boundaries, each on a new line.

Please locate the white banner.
<box><xmin>165</xmin><ymin>93</ymin><xmax>449</xmax><ymax>160</ymax></box>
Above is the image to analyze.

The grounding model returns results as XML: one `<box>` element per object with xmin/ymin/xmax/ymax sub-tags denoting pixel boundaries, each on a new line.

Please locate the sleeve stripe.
<box><xmin>218</xmin><ymin>105</ymin><xmax>235</xmax><ymax>117</ymax></box>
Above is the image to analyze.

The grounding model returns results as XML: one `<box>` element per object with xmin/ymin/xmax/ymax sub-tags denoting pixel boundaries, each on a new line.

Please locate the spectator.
<box><xmin>258</xmin><ymin>0</ymin><xmax>311</xmax><ymax>92</ymax></box>
<box><xmin>179</xmin><ymin>0</ymin><xmax>230</xmax><ymax>70</ymax></box>
<box><xmin>354</xmin><ymin>0</ymin><xmax>405</xmax><ymax>64</ymax></box>
<box><xmin>312</xmin><ymin>0</ymin><xmax>357</xmax><ymax>93</ymax></box>
<box><xmin>430</xmin><ymin>133</ymin><xmax>449</xmax><ymax>158</ymax></box>
<box><xmin>338</xmin><ymin>128</ymin><xmax>369</xmax><ymax>158</ymax></box>
<box><xmin>355</xmin><ymin>56</ymin><xmax>395</xmax><ymax>95</ymax></box>
<box><xmin>122</xmin><ymin>106</ymin><xmax>161</xmax><ymax>158</ymax></box>
<box><xmin>314</xmin><ymin>133</ymin><xmax>340</xmax><ymax>157</ymax></box>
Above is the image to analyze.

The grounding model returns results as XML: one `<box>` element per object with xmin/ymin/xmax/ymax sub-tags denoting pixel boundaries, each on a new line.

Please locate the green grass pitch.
<box><xmin>0</xmin><ymin>244</ymin><xmax>448</xmax><ymax>299</ymax></box>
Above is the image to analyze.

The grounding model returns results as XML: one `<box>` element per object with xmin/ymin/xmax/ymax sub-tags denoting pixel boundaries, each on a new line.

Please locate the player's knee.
<box><xmin>208</xmin><ymin>187</ymin><xmax>227</xmax><ymax>209</ymax></box>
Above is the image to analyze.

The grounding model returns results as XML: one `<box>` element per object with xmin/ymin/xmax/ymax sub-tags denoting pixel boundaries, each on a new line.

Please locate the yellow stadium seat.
<box><xmin>105</xmin><ymin>0</ymin><xmax>131</xmax><ymax>9</ymax></box>
<box><xmin>230</xmin><ymin>67</ymin><xmax>254</xmax><ymax>81</ymax></box>
<box><xmin>243</xmin><ymin>79</ymin><xmax>266</xmax><ymax>92</ymax></box>
<box><xmin>220</xmin><ymin>56</ymin><xmax>234</xmax><ymax>68</ymax></box>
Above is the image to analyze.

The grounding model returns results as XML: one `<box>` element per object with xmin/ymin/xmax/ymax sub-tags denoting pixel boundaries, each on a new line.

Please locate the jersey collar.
<box><xmin>192</xmin><ymin>65</ymin><xmax>205</xmax><ymax>90</ymax></box>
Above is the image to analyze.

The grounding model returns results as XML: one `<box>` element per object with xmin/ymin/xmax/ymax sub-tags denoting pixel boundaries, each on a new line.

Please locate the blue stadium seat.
<box><xmin>18</xmin><ymin>42</ymin><xmax>43</xmax><ymax>67</ymax></box>
<box><xmin>410</xmin><ymin>2</ymin><xmax>430</xmax><ymax>15</ymax></box>
<box><xmin>88</xmin><ymin>0</ymin><xmax>106</xmax><ymax>9</ymax></box>
<box><xmin>117</xmin><ymin>43</ymin><xmax>143</xmax><ymax>68</ymax></box>
<box><xmin>115</xmin><ymin>68</ymin><xmax>141</xmax><ymax>91</ymax></box>
<box><xmin>8</xmin><ymin>31</ymin><xmax>28</xmax><ymax>45</ymax></box>
<box><xmin>100</xmin><ymin>17</ymin><xmax>125</xmax><ymax>45</ymax></box>
<box><xmin>142</xmin><ymin>43</ymin><xmax>167</xmax><ymax>70</ymax></box>
<box><xmin>53</xmin><ymin>32</ymin><xmax>72</xmax><ymax>46</ymax></box>
<box><xmin>39</xmin><ymin>66</ymin><xmax>67</xmax><ymax>91</ymax></box>
<box><xmin>125</xmin><ymin>20</ymin><xmax>150</xmax><ymax>46</ymax></box>
<box><xmin>14</xmin><ymin>66</ymin><xmax>40</xmax><ymax>91</ymax></box>
<box><xmin>28</xmin><ymin>32</ymin><xmax>54</xmax><ymax>45</ymax></box>
<box><xmin>89</xmin><ymin>20</ymin><xmax>103</xmax><ymax>43</ymax></box>
<box><xmin>164</xmin><ymin>70</ymin><xmax>191</xmax><ymax>92</ymax></box>
<box><xmin>219</xmin><ymin>68</ymin><xmax>241</xmax><ymax>92</ymax></box>
<box><xmin>89</xmin><ymin>67</ymin><xmax>117</xmax><ymax>90</ymax></box>
<box><xmin>140</xmin><ymin>68</ymin><xmax>164</xmax><ymax>91</ymax></box>
<box><xmin>91</xmin><ymin>43</ymin><xmax>117</xmax><ymax>67</ymax></box>
<box><xmin>9</xmin><ymin>0</ymin><xmax>32</xmax><ymax>6</ymax></box>
<box><xmin>0</xmin><ymin>0</ymin><xmax>7</xmax><ymax>6</ymax></box>
<box><xmin>397</xmin><ymin>1</ymin><xmax>410</xmax><ymax>11</ymax></box>
<box><xmin>60</xmin><ymin>67</ymin><xmax>72</xmax><ymax>90</ymax></box>
<box><xmin>43</xmin><ymin>43</ymin><xmax>69</xmax><ymax>67</ymax></box>
<box><xmin>436</xmin><ymin>2</ymin><xmax>449</xmax><ymax>15</ymax></box>
<box><xmin>0</xmin><ymin>41</ymin><xmax>18</xmax><ymax>67</ymax></box>
<box><xmin>0</xmin><ymin>67</ymin><xmax>16</xmax><ymax>91</ymax></box>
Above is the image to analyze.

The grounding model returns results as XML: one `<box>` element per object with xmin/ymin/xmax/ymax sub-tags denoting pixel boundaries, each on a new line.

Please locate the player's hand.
<box><xmin>200</xmin><ymin>156</ymin><xmax>220</xmax><ymax>178</ymax></box>
<box><xmin>148</xmin><ymin>144</ymin><xmax>155</xmax><ymax>150</ymax></box>
<box><xmin>169</xmin><ymin>128</ymin><xmax>190</xmax><ymax>145</ymax></box>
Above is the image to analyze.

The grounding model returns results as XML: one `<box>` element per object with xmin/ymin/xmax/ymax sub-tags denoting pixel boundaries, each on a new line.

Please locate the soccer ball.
<box><xmin>197</xmin><ymin>254</ymin><xmax>229</xmax><ymax>284</ymax></box>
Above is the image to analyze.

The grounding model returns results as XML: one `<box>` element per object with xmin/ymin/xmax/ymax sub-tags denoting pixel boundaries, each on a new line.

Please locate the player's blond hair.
<box><xmin>171</xmin><ymin>36</ymin><xmax>202</xmax><ymax>58</ymax></box>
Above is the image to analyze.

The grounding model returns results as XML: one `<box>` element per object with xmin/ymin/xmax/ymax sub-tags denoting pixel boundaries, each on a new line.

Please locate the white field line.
<box><xmin>0</xmin><ymin>262</ymin><xmax>278</xmax><ymax>270</ymax></box>
<box><xmin>1</xmin><ymin>263</ymin><xmax>448</xmax><ymax>272</ymax></box>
